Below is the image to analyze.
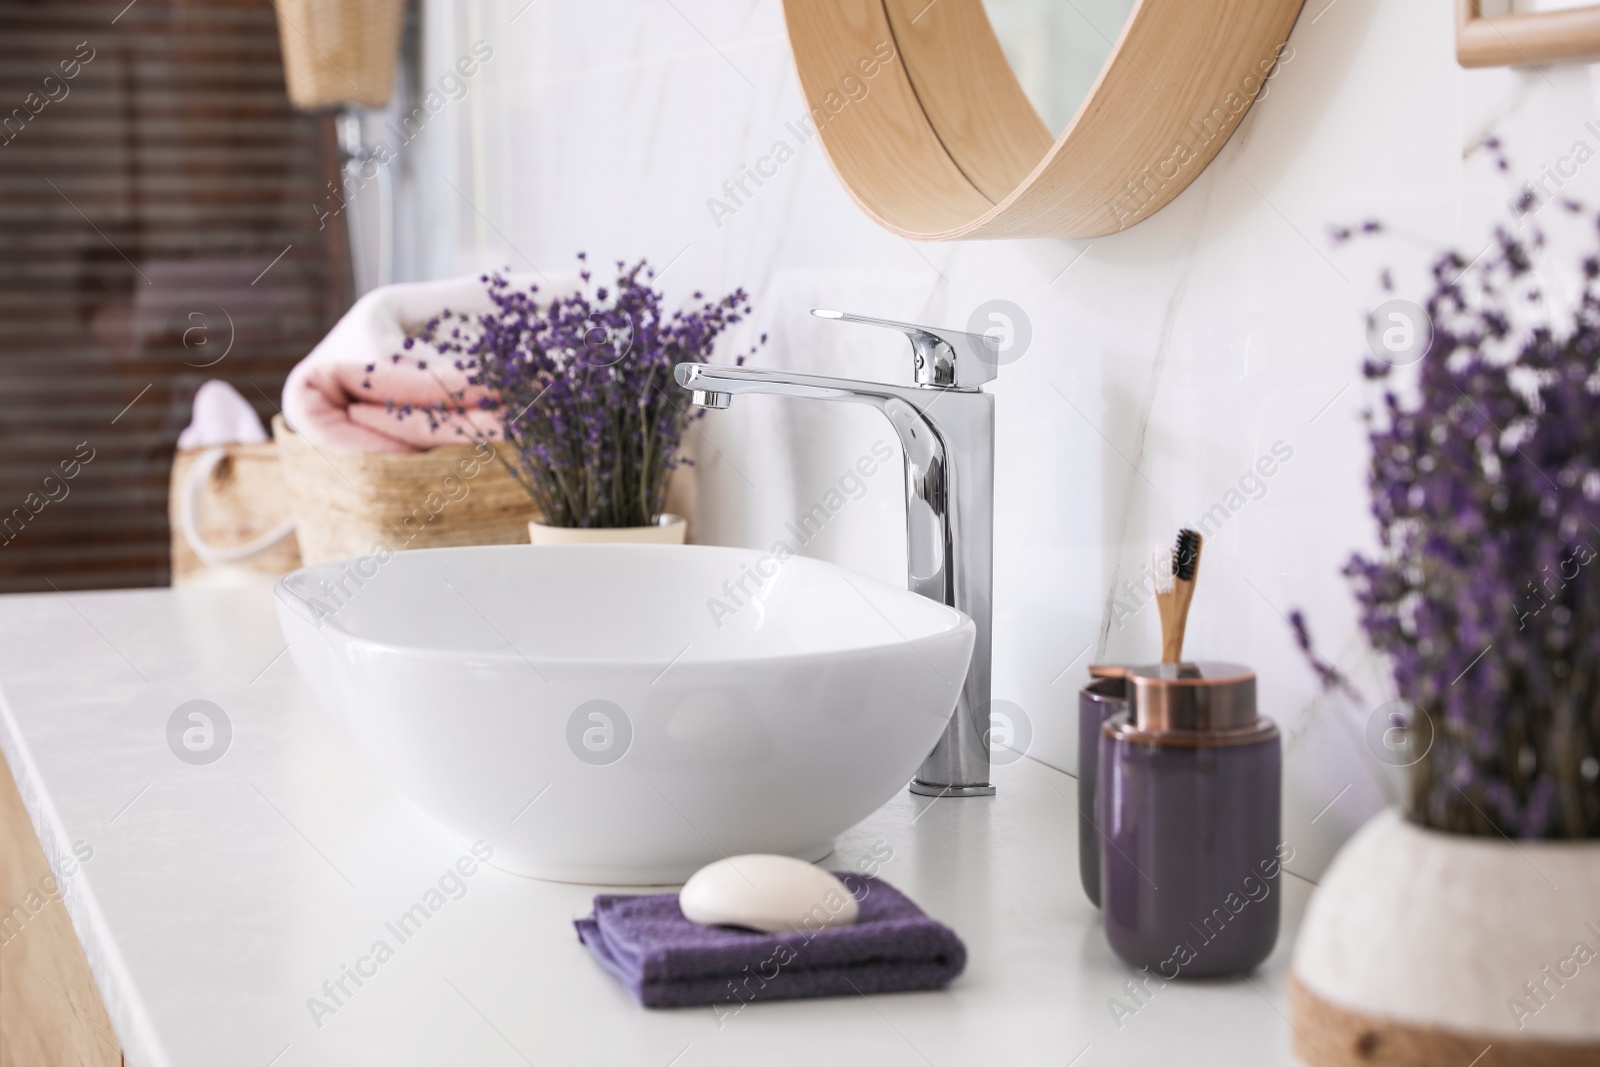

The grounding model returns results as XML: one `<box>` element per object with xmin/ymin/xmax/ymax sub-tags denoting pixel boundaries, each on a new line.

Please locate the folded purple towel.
<box><xmin>574</xmin><ymin>873</ymin><xmax>966</xmax><ymax>1009</ymax></box>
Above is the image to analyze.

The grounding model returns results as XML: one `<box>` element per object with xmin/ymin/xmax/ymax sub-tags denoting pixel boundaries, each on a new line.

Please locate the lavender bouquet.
<box><xmin>403</xmin><ymin>255</ymin><xmax>759</xmax><ymax>529</ymax></box>
<box><xmin>1300</xmin><ymin>188</ymin><xmax>1600</xmax><ymax>840</ymax></box>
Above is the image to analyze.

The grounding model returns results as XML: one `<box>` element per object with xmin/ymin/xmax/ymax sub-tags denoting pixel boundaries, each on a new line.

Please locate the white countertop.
<box><xmin>0</xmin><ymin>583</ymin><xmax>1309</xmax><ymax>1066</ymax></box>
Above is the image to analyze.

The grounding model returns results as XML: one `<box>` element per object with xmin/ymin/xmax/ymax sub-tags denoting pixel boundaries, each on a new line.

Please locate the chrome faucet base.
<box><xmin>909</xmin><ymin>781</ymin><xmax>997</xmax><ymax>798</ymax></box>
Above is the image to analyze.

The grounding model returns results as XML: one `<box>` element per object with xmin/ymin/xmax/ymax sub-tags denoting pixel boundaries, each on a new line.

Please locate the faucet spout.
<box><xmin>689</xmin><ymin>388</ymin><xmax>731</xmax><ymax>409</ymax></box>
<box><xmin>675</xmin><ymin>354</ymin><xmax>996</xmax><ymax>798</ymax></box>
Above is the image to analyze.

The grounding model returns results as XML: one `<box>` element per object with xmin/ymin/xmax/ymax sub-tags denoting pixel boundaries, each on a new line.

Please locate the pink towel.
<box><xmin>282</xmin><ymin>274</ymin><xmax>571</xmax><ymax>453</ymax></box>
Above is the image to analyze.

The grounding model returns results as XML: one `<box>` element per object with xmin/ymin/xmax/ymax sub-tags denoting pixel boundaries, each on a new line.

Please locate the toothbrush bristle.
<box><xmin>1173</xmin><ymin>529</ymin><xmax>1201</xmax><ymax>582</ymax></box>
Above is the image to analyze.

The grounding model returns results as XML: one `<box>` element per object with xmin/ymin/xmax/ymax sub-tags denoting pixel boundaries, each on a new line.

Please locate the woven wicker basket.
<box><xmin>273</xmin><ymin>416</ymin><xmax>538</xmax><ymax>565</ymax></box>
<box><xmin>273</xmin><ymin>0</ymin><xmax>405</xmax><ymax>110</ymax></box>
<box><xmin>169</xmin><ymin>443</ymin><xmax>302</xmax><ymax>585</ymax></box>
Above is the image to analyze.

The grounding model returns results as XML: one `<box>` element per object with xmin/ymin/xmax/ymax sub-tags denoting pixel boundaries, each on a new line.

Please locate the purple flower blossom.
<box><xmin>394</xmin><ymin>257</ymin><xmax>761</xmax><ymax>529</ymax></box>
<box><xmin>1302</xmin><ymin>176</ymin><xmax>1600</xmax><ymax>840</ymax></box>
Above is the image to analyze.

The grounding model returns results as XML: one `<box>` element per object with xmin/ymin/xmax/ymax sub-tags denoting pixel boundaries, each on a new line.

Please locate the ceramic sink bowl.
<box><xmin>275</xmin><ymin>544</ymin><xmax>974</xmax><ymax>884</ymax></box>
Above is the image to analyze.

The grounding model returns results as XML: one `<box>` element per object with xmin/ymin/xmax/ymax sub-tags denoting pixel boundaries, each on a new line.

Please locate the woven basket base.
<box><xmin>273</xmin><ymin>0</ymin><xmax>404</xmax><ymax>109</ymax></box>
<box><xmin>273</xmin><ymin>416</ymin><xmax>538</xmax><ymax>564</ymax></box>
<box><xmin>1289</xmin><ymin>974</ymin><xmax>1600</xmax><ymax>1066</ymax></box>
<box><xmin>169</xmin><ymin>443</ymin><xmax>302</xmax><ymax>584</ymax></box>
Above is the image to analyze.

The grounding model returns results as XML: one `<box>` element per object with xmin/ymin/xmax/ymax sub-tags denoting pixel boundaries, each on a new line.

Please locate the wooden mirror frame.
<box><xmin>1456</xmin><ymin>0</ymin><xmax>1600</xmax><ymax>68</ymax></box>
<box><xmin>781</xmin><ymin>0</ymin><xmax>1306</xmax><ymax>240</ymax></box>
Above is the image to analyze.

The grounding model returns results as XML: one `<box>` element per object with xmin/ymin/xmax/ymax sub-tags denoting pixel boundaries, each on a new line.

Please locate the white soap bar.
<box><xmin>680</xmin><ymin>854</ymin><xmax>859</xmax><ymax>934</ymax></box>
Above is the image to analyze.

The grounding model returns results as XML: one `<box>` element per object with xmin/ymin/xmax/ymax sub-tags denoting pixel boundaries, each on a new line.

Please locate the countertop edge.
<box><xmin>0</xmin><ymin>681</ymin><xmax>171</xmax><ymax>1067</ymax></box>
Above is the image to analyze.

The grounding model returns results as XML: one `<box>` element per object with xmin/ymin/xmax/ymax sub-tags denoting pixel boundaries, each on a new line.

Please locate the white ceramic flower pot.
<box><xmin>527</xmin><ymin>514</ymin><xmax>687</xmax><ymax>546</ymax></box>
<box><xmin>1290</xmin><ymin>809</ymin><xmax>1600</xmax><ymax>1065</ymax></box>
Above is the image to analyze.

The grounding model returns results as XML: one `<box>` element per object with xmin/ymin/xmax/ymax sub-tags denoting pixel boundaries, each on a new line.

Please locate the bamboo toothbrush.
<box><xmin>1155</xmin><ymin>528</ymin><xmax>1203</xmax><ymax>664</ymax></box>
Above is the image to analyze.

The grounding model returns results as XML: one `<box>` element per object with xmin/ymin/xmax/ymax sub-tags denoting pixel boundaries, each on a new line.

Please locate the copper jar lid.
<box><xmin>1090</xmin><ymin>661</ymin><xmax>1274</xmax><ymax>747</ymax></box>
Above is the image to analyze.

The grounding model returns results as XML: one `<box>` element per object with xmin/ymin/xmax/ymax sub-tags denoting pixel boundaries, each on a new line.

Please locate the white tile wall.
<box><xmin>395</xmin><ymin>0</ymin><xmax>1600</xmax><ymax>877</ymax></box>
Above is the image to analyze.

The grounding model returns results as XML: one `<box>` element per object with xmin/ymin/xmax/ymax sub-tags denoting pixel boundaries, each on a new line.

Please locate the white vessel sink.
<box><xmin>275</xmin><ymin>544</ymin><xmax>975</xmax><ymax>884</ymax></box>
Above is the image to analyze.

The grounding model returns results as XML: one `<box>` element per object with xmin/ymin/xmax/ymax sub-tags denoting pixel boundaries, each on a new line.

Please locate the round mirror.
<box><xmin>781</xmin><ymin>0</ymin><xmax>1305</xmax><ymax>240</ymax></box>
<box><xmin>981</xmin><ymin>0</ymin><xmax>1139</xmax><ymax>137</ymax></box>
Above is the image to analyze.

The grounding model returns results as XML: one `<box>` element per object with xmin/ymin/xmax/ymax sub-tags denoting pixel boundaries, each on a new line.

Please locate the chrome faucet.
<box><xmin>675</xmin><ymin>309</ymin><xmax>998</xmax><ymax>797</ymax></box>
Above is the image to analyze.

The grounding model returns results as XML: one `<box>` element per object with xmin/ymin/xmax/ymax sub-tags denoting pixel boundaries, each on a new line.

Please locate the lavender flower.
<box><xmin>1303</xmin><ymin>179</ymin><xmax>1600</xmax><ymax>840</ymax></box>
<box><xmin>397</xmin><ymin>256</ymin><xmax>761</xmax><ymax>528</ymax></box>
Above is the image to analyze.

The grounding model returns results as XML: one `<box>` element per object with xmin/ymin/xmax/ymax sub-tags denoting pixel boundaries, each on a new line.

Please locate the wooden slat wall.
<box><xmin>0</xmin><ymin>0</ymin><xmax>351</xmax><ymax>592</ymax></box>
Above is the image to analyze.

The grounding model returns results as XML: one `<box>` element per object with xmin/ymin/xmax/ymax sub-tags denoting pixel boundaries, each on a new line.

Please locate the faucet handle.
<box><xmin>812</xmin><ymin>309</ymin><xmax>999</xmax><ymax>389</ymax></box>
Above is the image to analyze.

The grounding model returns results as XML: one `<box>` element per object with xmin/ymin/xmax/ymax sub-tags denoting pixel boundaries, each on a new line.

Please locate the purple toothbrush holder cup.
<box><xmin>1091</xmin><ymin>662</ymin><xmax>1283</xmax><ymax>979</ymax></box>
<box><xmin>1077</xmin><ymin>674</ymin><xmax>1129</xmax><ymax>907</ymax></box>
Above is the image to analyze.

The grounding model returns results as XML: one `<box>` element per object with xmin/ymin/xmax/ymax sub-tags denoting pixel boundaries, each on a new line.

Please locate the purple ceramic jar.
<box><xmin>1077</xmin><ymin>674</ymin><xmax>1128</xmax><ymax>906</ymax></box>
<box><xmin>1091</xmin><ymin>662</ymin><xmax>1282</xmax><ymax>978</ymax></box>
